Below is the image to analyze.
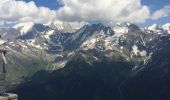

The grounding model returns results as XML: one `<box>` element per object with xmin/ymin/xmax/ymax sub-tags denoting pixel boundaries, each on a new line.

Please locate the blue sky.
<box><xmin>23</xmin><ymin>0</ymin><xmax>62</xmax><ymax>10</ymax></box>
<box><xmin>142</xmin><ymin>0</ymin><xmax>170</xmax><ymax>11</ymax></box>
<box><xmin>1</xmin><ymin>0</ymin><xmax>169</xmax><ymax>27</ymax></box>
<box><xmin>23</xmin><ymin>0</ymin><xmax>168</xmax><ymax>12</ymax></box>
<box><xmin>141</xmin><ymin>0</ymin><xmax>170</xmax><ymax>26</ymax></box>
<box><xmin>23</xmin><ymin>0</ymin><xmax>170</xmax><ymax>12</ymax></box>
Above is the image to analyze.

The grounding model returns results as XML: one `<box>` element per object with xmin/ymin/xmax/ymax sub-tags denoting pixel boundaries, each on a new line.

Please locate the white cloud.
<box><xmin>57</xmin><ymin>0</ymin><xmax>150</xmax><ymax>24</ymax></box>
<box><xmin>0</xmin><ymin>21</ymin><xmax>5</xmax><ymax>26</ymax></box>
<box><xmin>0</xmin><ymin>0</ymin><xmax>57</xmax><ymax>25</ymax></box>
<box><xmin>152</xmin><ymin>5</ymin><xmax>170</xmax><ymax>20</ymax></box>
<box><xmin>0</xmin><ymin>0</ymin><xmax>169</xmax><ymax>27</ymax></box>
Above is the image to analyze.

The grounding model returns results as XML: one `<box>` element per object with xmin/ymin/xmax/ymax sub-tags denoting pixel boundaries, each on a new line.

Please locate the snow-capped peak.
<box><xmin>114</xmin><ymin>22</ymin><xmax>132</xmax><ymax>27</ymax></box>
<box><xmin>53</xmin><ymin>21</ymin><xmax>69</xmax><ymax>30</ymax></box>
<box><xmin>113</xmin><ymin>24</ymin><xmax>128</xmax><ymax>34</ymax></box>
<box><xmin>51</xmin><ymin>21</ymin><xmax>74</xmax><ymax>32</ymax></box>
<box><xmin>13</xmin><ymin>22</ymin><xmax>34</xmax><ymax>35</ymax></box>
<box><xmin>148</xmin><ymin>24</ymin><xmax>160</xmax><ymax>31</ymax></box>
<box><xmin>147</xmin><ymin>23</ymin><xmax>170</xmax><ymax>34</ymax></box>
<box><xmin>126</xmin><ymin>22</ymin><xmax>132</xmax><ymax>26</ymax></box>
<box><xmin>49</xmin><ymin>21</ymin><xmax>87</xmax><ymax>33</ymax></box>
<box><xmin>162</xmin><ymin>23</ymin><xmax>170</xmax><ymax>34</ymax></box>
<box><xmin>147</xmin><ymin>24</ymin><xmax>164</xmax><ymax>34</ymax></box>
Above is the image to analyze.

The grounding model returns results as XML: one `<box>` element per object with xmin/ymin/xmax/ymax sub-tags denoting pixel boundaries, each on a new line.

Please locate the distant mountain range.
<box><xmin>0</xmin><ymin>21</ymin><xmax>170</xmax><ymax>100</ymax></box>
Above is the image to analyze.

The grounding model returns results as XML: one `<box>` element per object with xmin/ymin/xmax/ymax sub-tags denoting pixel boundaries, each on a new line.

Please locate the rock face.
<box><xmin>0</xmin><ymin>22</ymin><xmax>168</xmax><ymax>100</ymax></box>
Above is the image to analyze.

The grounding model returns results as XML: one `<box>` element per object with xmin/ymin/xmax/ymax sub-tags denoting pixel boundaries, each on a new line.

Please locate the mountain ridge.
<box><xmin>0</xmin><ymin>22</ymin><xmax>170</xmax><ymax>98</ymax></box>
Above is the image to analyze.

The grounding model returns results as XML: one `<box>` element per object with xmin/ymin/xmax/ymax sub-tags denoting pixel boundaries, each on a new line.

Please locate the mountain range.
<box><xmin>0</xmin><ymin>21</ymin><xmax>170</xmax><ymax>100</ymax></box>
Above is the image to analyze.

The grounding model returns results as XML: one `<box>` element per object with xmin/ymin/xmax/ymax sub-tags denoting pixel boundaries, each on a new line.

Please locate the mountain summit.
<box><xmin>0</xmin><ymin>22</ymin><xmax>170</xmax><ymax>100</ymax></box>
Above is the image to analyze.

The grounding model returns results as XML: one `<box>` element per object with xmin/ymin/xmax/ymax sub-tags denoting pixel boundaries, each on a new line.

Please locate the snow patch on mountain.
<box><xmin>131</xmin><ymin>45</ymin><xmax>147</xmax><ymax>57</ymax></box>
<box><xmin>26</xmin><ymin>39</ymin><xmax>43</xmax><ymax>49</ymax></box>
<box><xmin>162</xmin><ymin>23</ymin><xmax>170</xmax><ymax>34</ymax></box>
<box><xmin>0</xmin><ymin>39</ymin><xmax>6</xmax><ymax>45</ymax></box>
<box><xmin>147</xmin><ymin>24</ymin><xmax>163</xmax><ymax>34</ymax></box>
<box><xmin>53</xmin><ymin>21</ymin><xmax>70</xmax><ymax>30</ymax></box>
<box><xmin>51</xmin><ymin>21</ymin><xmax>86</xmax><ymax>33</ymax></box>
<box><xmin>140</xmin><ymin>50</ymin><xmax>147</xmax><ymax>57</ymax></box>
<box><xmin>113</xmin><ymin>26</ymin><xmax>128</xmax><ymax>35</ymax></box>
<box><xmin>44</xmin><ymin>30</ymin><xmax>55</xmax><ymax>40</ymax></box>
<box><xmin>148</xmin><ymin>24</ymin><xmax>159</xmax><ymax>31</ymax></box>
<box><xmin>81</xmin><ymin>38</ymin><xmax>96</xmax><ymax>50</ymax></box>
<box><xmin>131</xmin><ymin>45</ymin><xmax>140</xmax><ymax>56</ymax></box>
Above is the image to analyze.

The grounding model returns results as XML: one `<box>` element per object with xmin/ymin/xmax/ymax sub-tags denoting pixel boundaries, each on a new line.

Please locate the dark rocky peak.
<box><xmin>128</xmin><ymin>24</ymin><xmax>142</xmax><ymax>33</ymax></box>
<box><xmin>32</xmin><ymin>24</ymin><xmax>50</xmax><ymax>32</ymax></box>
